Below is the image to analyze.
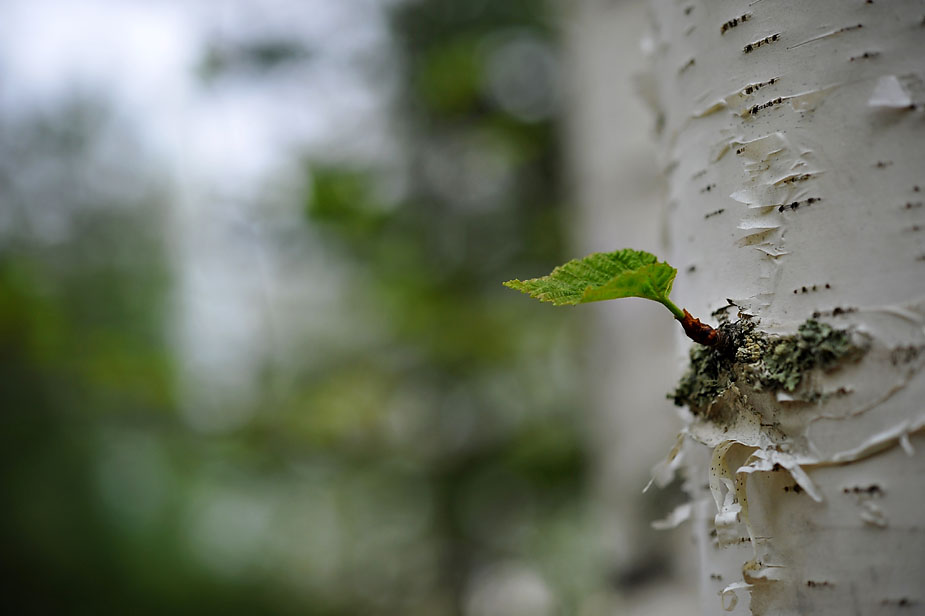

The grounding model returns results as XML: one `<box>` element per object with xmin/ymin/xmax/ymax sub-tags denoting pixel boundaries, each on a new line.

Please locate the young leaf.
<box><xmin>505</xmin><ymin>248</ymin><xmax>730</xmax><ymax>350</ymax></box>
<box><xmin>503</xmin><ymin>249</ymin><xmax>683</xmax><ymax>317</ymax></box>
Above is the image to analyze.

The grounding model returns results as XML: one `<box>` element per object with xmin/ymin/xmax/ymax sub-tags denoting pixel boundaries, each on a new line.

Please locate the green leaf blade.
<box><xmin>504</xmin><ymin>249</ymin><xmax>678</xmax><ymax>308</ymax></box>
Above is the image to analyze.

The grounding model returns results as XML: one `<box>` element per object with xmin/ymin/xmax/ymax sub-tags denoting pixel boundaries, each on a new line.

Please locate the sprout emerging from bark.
<box><xmin>504</xmin><ymin>248</ymin><xmax>729</xmax><ymax>351</ymax></box>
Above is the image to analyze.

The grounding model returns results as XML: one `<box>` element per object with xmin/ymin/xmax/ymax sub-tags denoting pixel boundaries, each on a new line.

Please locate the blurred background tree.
<box><xmin>0</xmin><ymin>1</ymin><xmax>634</xmax><ymax>614</ymax></box>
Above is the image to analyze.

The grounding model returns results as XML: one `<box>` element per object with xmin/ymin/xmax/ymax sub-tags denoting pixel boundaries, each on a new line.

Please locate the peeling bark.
<box><xmin>646</xmin><ymin>0</ymin><xmax>925</xmax><ymax>613</ymax></box>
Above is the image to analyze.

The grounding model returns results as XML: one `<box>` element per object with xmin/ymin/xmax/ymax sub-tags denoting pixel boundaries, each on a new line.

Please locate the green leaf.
<box><xmin>504</xmin><ymin>249</ymin><xmax>682</xmax><ymax>316</ymax></box>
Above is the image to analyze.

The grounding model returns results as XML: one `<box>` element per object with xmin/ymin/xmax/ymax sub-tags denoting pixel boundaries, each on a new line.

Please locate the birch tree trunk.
<box><xmin>645</xmin><ymin>0</ymin><xmax>925</xmax><ymax>613</ymax></box>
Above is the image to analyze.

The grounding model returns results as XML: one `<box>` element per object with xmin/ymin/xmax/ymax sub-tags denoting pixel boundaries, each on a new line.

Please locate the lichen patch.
<box><xmin>671</xmin><ymin>317</ymin><xmax>867</xmax><ymax>415</ymax></box>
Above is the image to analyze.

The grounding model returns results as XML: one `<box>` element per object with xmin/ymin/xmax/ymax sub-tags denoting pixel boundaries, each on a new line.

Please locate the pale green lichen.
<box><xmin>760</xmin><ymin>320</ymin><xmax>862</xmax><ymax>391</ymax></box>
<box><xmin>671</xmin><ymin>318</ymin><xmax>866</xmax><ymax>414</ymax></box>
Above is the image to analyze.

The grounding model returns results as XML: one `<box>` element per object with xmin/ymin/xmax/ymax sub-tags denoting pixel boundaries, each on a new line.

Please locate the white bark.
<box><xmin>645</xmin><ymin>0</ymin><xmax>925</xmax><ymax>613</ymax></box>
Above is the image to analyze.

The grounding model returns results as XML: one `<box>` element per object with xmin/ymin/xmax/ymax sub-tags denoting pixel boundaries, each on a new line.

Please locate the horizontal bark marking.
<box><xmin>743</xmin><ymin>33</ymin><xmax>780</xmax><ymax>53</ymax></box>
<box><xmin>787</xmin><ymin>23</ymin><xmax>864</xmax><ymax>50</ymax></box>
<box><xmin>720</xmin><ymin>13</ymin><xmax>751</xmax><ymax>35</ymax></box>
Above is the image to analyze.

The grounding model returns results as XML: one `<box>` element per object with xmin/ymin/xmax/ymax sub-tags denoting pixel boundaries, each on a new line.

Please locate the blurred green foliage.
<box><xmin>0</xmin><ymin>1</ymin><xmax>604</xmax><ymax>614</ymax></box>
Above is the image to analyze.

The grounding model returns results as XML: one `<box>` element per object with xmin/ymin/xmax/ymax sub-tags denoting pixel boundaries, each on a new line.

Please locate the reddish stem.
<box><xmin>680</xmin><ymin>309</ymin><xmax>724</xmax><ymax>348</ymax></box>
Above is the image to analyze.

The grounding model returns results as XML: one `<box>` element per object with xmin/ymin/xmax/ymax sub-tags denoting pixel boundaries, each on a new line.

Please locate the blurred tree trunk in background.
<box><xmin>644</xmin><ymin>0</ymin><xmax>925</xmax><ymax>614</ymax></box>
<box><xmin>563</xmin><ymin>0</ymin><xmax>697</xmax><ymax>613</ymax></box>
